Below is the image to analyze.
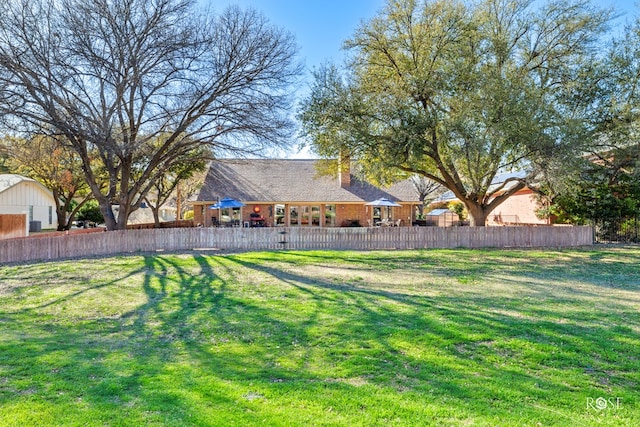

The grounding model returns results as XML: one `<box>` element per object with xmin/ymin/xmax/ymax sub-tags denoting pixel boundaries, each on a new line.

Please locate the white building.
<box><xmin>0</xmin><ymin>174</ymin><xmax>57</xmax><ymax>231</ymax></box>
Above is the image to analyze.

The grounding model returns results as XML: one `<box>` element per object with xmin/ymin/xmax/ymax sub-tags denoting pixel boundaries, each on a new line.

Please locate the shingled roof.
<box><xmin>195</xmin><ymin>159</ymin><xmax>420</xmax><ymax>204</ymax></box>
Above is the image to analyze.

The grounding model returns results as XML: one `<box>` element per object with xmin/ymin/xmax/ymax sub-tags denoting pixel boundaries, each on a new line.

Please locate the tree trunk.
<box><xmin>152</xmin><ymin>207</ymin><xmax>161</xmax><ymax>228</ymax></box>
<box><xmin>56</xmin><ymin>205</ymin><xmax>67</xmax><ymax>231</ymax></box>
<box><xmin>176</xmin><ymin>186</ymin><xmax>183</xmax><ymax>220</ymax></box>
<box><xmin>465</xmin><ymin>203</ymin><xmax>489</xmax><ymax>227</ymax></box>
<box><xmin>116</xmin><ymin>204</ymin><xmax>130</xmax><ymax>230</ymax></box>
<box><xmin>98</xmin><ymin>198</ymin><xmax>118</xmax><ymax>231</ymax></box>
<box><xmin>60</xmin><ymin>198</ymin><xmax>76</xmax><ymax>231</ymax></box>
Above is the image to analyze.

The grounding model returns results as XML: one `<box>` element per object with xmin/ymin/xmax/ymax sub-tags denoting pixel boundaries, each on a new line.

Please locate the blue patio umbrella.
<box><xmin>209</xmin><ymin>198</ymin><xmax>245</xmax><ymax>226</ymax></box>
<box><xmin>209</xmin><ymin>197</ymin><xmax>246</xmax><ymax>209</ymax></box>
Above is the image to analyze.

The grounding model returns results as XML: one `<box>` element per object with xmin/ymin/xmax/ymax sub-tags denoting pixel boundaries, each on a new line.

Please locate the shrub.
<box><xmin>77</xmin><ymin>200</ymin><xmax>104</xmax><ymax>224</ymax></box>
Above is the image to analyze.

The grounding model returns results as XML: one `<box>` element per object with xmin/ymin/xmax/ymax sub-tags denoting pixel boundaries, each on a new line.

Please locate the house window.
<box><xmin>300</xmin><ymin>206</ymin><xmax>310</xmax><ymax>226</ymax></box>
<box><xmin>293</xmin><ymin>206</ymin><xmax>321</xmax><ymax>226</ymax></box>
<box><xmin>290</xmin><ymin>206</ymin><xmax>298</xmax><ymax>226</ymax></box>
<box><xmin>29</xmin><ymin>205</ymin><xmax>33</xmax><ymax>222</ymax></box>
<box><xmin>325</xmin><ymin>205</ymin><xmax>336</xmax><ymax>227</ymax></box>
<box><xmin>372</xmin><ymin>206</ymin><xmax>393</xmax><ymax>224</ymax></box>
<box><xmin>48</xmin><ymin>206</ymin><xmax>53</xmax><ymax>225</ymax></box>
<box><xmin>221</xmin><ymin>207</ymin><xmax>241</xmax><ymax>226</ymax></box>
<box><xmin>372</xmin><ymin>207</ymin><xmax>381</xmax><ymax>224</ymax></box>
<box><xmin>275</xmin><ymin>204</ymin><xmax>285</xmax><ymax>226</ymax></box>
<box><xmin>311</xmin><ymin>206</ymin><xmax>321</xmax><ymax>226</ymax></box>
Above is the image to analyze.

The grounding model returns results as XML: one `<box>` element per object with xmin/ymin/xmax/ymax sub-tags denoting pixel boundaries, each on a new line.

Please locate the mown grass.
<box><xmin>0</xmin><ymin>247</ymin><xmax>639</xmax><ymax>426</ymax></box>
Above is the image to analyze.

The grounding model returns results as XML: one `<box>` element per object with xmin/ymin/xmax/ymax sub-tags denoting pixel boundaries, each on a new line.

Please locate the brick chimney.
<box><xmin>338</xmin><ymin>152</ymin><xmax>351</xmax><ymax>188</ymax></box>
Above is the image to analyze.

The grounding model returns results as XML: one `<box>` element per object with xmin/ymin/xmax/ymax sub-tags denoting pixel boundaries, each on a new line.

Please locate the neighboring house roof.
<box><xmin>0</xmin><ymin>174</ymin><xmax>54</xmax><ymax>198</ymax></box>
<box><xmin>434</xmin><ymin>170</ymin><xmax>528</xmax><ymax>203</ymax></box>
<box><xmin>427</xmin><ymin>209</ymin><xmax>454</xmax><ymax>216</ymax></box>
<box><xmin>195</xmin><ymin>159</ymin><xmax>421</xmax><ymax>203</ymax></box>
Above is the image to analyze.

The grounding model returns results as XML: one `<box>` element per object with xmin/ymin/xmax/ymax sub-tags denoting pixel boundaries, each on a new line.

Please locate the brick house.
<box><xmin>486</xmin><ymin>188</ymin><xmax>549</xmax><ymax>225</ymax></box>
<box><xmin>192</xmin><ymin>159</ymin><xmax>421</xmax><ymax>227</ymax></box>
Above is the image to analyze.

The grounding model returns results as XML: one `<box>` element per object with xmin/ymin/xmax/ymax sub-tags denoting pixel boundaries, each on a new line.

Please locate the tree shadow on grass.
<box><xmin>222</xmin><ymin>253</ymin><xmax>640</xmax><ymax>424</ymax></box>
<box><xmin>238</xmin><ymin>247</ymin><xmax>640</xmax><ymax>294</ymax></box>
<box><xmin>0</xmin><ymin>251</ymin><xmax>639</xmax><ymax>426</ymax></box>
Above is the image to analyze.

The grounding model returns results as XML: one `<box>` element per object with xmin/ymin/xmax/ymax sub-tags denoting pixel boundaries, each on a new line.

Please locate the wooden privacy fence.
<box><xmin>0</xmin><ymin>225</ymin><xmax>593</xmax><ymax>264</ymax></box>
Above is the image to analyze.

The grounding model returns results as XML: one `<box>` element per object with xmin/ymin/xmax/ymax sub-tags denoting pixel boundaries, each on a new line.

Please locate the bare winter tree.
<box><xmin>173</xmin><ymin>167</ymin><xmax>208</xmax><ymax>221</ymax></box>
<box><xmin>143</xmin><ymin>146</ymin><xmax>207</xmax><ymax>227</ymax></box>
<box><xmin>410</xmin><ymin>175</ymin><xmax>443</xmax><ymax>219</ymax></box>
<box><xmin>0</xmin><ymin>0</ymin><xmax>301</xmax><ymax>230</ymax></box>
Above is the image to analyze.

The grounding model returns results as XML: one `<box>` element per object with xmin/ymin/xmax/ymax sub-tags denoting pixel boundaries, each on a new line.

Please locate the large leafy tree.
<box><xmin>0</xmin><ymin>0</ymin><xmax>301</xmax><ymax>230</ymax></box>
<box><xmin>299</xmin><ymin>0</ymin><xmax>610</xmax><ymax>226</ymax></box>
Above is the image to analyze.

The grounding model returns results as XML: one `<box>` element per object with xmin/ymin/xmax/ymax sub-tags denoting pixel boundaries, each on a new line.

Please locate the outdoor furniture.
<box><xmin>367</xmin><ymin>198</ymin><xmax>401</xmax><ymax>228</ymax></box>
<box><xmin>249</xmin><ymin>214</ymin><xmax>266</xmax><ymax>227</ymax></box>
<box><xmin>210</xmin><ymin>197</ymin><xmax>245</xmax><ymax>228</ymax></box>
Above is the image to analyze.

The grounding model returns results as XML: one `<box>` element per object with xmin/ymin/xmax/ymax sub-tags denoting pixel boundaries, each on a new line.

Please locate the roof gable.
<box><xmin>0</xmin><ymin>174</ymin><xmax>29</xmax><ymax>194</ymax></box>
<box><xmin>0</xmin><ymin>174</ymin><xmax>55</xmax><ymax>199</ymax></box>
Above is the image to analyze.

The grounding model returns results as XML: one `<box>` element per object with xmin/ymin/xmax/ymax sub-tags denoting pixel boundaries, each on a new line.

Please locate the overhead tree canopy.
<box><xmin>0</xmin><ymin>0</ymin><xmax>302</xmax><ymax>230</ymax></box>
<box><xmin>299</xmin><ymin>0</ymin><xmax>611</xmax><ymax>226</ymax></box>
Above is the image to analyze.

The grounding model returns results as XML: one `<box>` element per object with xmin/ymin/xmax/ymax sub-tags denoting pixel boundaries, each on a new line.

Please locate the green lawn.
<box><xmin>0</xmin><ymin>247</ymin><xmax>638</xmax><ymax>426</ymax></box>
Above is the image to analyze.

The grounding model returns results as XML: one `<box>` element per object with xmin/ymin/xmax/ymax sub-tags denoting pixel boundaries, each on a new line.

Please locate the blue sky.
<box><xmin>209</xmin><ymin>0</ymin><xmax>637</xmax><ymax>77</ymax></box>
<box><xmin>209</xmin><ymin>0</ymin><xmax>387</xmax><ymax>77</ymax></box>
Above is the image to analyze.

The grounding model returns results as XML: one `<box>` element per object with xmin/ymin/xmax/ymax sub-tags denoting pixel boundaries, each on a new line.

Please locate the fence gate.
<box><xmin>592</xmin><ymin>217</ymin><xmax>640</xmax><ymax>243</ymax></box>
